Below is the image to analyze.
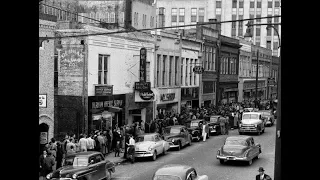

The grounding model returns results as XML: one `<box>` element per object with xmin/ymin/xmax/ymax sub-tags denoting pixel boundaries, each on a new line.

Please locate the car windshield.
<box><xmin>242</xmin><ymin>114</ymin><xmax>259</xmax><ymax>119</ymax></box>
<box><xmin>210</xmin><ymin>117</ymin><xmax>219</xmax><ymax>123</ymax></box>
<box><xmin>136</xmin><ymin>135</ymin><xmax>155</xmax><ymax>142</ymax></box>
<box><xmin>164</xmin><ymin>127</ymin><xmax>180</xmax><ymax>134</ymax></box>
<box><xmin>190</xmin><ymin>122</ymin><xmax>199</xmax><ymax>127</ymax></box>
<box><xmin>225</xmin><ymin>139</ymin><xmax>248</xmax><ymax>146</ymax></box>
<box><xmin>64</xmin><ymin>156</ymin><xmax>88</xmax><ymax>167</ymax></box>
<box><xmin>260</xmin><ymin>112</ymin><xmax>271</xmax><ymax>116</ymax></box>
<box><xmin>153</xmin><ymin>175</ymin><xmax>181</xmax><ymax>180</ymax></box>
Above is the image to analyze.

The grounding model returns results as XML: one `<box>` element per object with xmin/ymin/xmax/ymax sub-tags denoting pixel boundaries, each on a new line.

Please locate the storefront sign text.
<box><xmin>140</xmin><ymin>48</ymin><xmax>147</xmax><ymax>82</ymax></box>
<box><xmin>135</xmin><ymin>82</ymin><xmax>151</xmax><ymax>91</ymax></box>
<box><xmin>60</xmin><ymin>48</ymin><xmax>84</xmax><ymax>73</ymax></box>
<box><xmin>139</xmin><ymin>90</ymin><xmax>155</xmax><ymax>100</ymax></box>
<box><xmin>95</xmin><ymin>85</ymin><xmax>113</xmax><ymax>96</ymax></box>
<box><xmin>160</xmin><ymin>93</ymin><xmax>175</xmax><ymax>101</ymax></box>
<box><xmin>243</xmin><ymin>81</ymin><xmax>265</xmax><ymax>89</ymax></box>
<box><xmin>193</xmin><ymin>66</ymin><xmax>204</xmax><ymax>74</ymax></box>
<box><xmin>92</xmin><ymin>100</ymin><xmax>123</xmax><ymax>109</ymax></box>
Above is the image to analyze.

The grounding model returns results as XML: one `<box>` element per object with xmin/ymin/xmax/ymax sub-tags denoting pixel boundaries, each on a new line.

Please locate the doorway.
<box><xmin>39</xmin><ymin>123</ymin><xmax>49</xmax><ymax>156</ymax></box>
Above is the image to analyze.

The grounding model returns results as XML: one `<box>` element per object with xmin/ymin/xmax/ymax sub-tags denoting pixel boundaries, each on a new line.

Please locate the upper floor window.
<box><xmin>268</xmin><ymin>1</ymin><xmax>273</xmax><ymax>8</ymax></box>
<box><xmin>171</xmin><ymin>8</ymin><xmax>177</xmax><ymax>23</ymax></box>
<box><xmin>98</xmin><ymin>54</ymin><xmax>109</xmax><ymax>85</ymax></box>
<box><xmin>191</xmin><ymin>8</ymin><xmax>197</xmax><ymax>22</ymax></box>
<box><xmin>275</xmin><ymin>1</ymin><xmax>280</xmax><ymax>7</ymax></box>
<box><xmin>216</xmin><ymin>1</ymin><xmax>222</xmax><ymax>8</ymax></box>
<box><xmin>198</xmin><ymin>8</ymin><xmax>205</xmax><ymax>22</ymax></box>
<box><xmin>239</xmin><ymin>0</ymin><xmax>244</xmax><ymax>8</ymax></box>
<box><xmin>257</xmin><ymin>0</ymin><xmax>262</xmax><ymax>8</ymax></box>
<box><xmin>250</xmin><ymin>1</ymin><xmax>255</xmax><ymax>8</ymax></box>
<box><xmin>232</xmin><ymin>0</ymin><xmax>237</xmax><ymax>8</ymax></box>
<box><xmin>179</xmin><ymin>8</ymin><xmax>185</xmax><ymax>22</ymax></box>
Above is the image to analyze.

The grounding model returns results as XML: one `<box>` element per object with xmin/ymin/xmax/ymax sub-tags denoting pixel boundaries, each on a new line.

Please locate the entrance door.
<box><xmin>39</xmin><ymin>123</ymin><xmax>49</xmax><ymax>155</ymax></box>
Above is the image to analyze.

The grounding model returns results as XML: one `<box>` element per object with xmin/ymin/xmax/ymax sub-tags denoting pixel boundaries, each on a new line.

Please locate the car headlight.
<box><xmin>46</xmin><ymin>173</ymin><xmax>52</xmax><ymax>179</ymax></box>
<box><xmin>243</xmin><ymin>150</ymin><xmax>250</xmax><ymax>157</ymax></box>
<box><xmin>171</xmin><ymin>139</ymin><xmax>175</xmax><ymax>142</ymax></box>
<box><xmin>239</xmin><ymin>124</ymin><xmax>242</xmax><ymax>127</ymax></box>
<box><xmin>254</xmin><ymin>124</ymin><xmax>258</xmax><ymax>127</ymax></box>
<box><xmin>148</xmin><ymin>147</ymin><xmax>153</xmax><ymax>151</ymax></box>
<box><xmin>217</xmin><ymin>150</ymin><xmax>220</xmax><ymax>155</ymax></box>
<box><xmin>72</xmin><ymin>174</ymin><xmax>78</xmax><ymax>179</ymax></box>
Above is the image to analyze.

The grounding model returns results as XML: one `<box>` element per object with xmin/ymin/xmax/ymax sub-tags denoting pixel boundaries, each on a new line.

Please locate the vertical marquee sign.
<box><xmin>140</xmin><ymin>48</ymin><xmax>147</xmax><ymax>82</ymax></box>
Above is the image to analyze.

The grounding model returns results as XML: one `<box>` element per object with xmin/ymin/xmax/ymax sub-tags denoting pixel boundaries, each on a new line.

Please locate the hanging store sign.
<box><xmin>140</xmin><ymin>48</ymin><xmax>147</xmax><ymax>82</ymax></box>
<box><xmin>95</xmin><ymin>85</ymin><xmax>113</xmax><ymax>96</ymax></box>
<box><xmin>193</xmin><ymin>66</ymin><xmax>205</xmax><ymax>74</ymax></box>
<box><xmin>139</xmin><ymin>90</ymin><xmax>155</xmax><ymax>101</ymax></box>
<box><xmin>135</xmin><ymin>82</ymin><xmax>151</xmax><ymax>91</ymax></box>
<box><xmin>39</xmin><ymin>94</ymin><xmax>47</xmax><ymax>108</ymax></box>
<box><xmin>160</xmin><ymin>93</ymin><xmax>176</xmax><ymax>101</ymax></box>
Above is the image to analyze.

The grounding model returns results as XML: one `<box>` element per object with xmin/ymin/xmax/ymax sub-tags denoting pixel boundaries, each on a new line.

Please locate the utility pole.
<box><xmin>216</xmin><ymin>39</ymin><xmax>221</xmax><ymax>106</ymax></box>
<box><xmin>255</xmin><ymin>49</ymin><xmax>259</xmax><ymax>108</ymax></box>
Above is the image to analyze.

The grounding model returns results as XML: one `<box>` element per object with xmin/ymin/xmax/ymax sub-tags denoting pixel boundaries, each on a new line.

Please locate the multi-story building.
<box><xmin>154</xmin><ymin>30</ymin><xmax>182</xmax><ymax>116</ymax></box>
<box><xmin>55</xmin><ymin>25</ymin><xmax>156</xmax><ymax>135</ymax></box>
<box><xmin>270</xmin><ymin>55</ymin><xmax>279</xmax><ymax>99</ymax></box>
<box><xmin>39</xmin><ymin>12</ymin><xmax>57</xmax><ymax>152</ymax></box>
<box><xmin>156</xmin><ymin>0</ymin><xmax>281</xmax><ymax>56</ymax></box>
<box><xmin>218</xmin><ymin>35</ymin><xmax>241</xmax><ymax>104</ymax></box>
<box><xmin>238</xmin><ymin>38</ymin><xmax>252</xmax><ymax>102</ymax></box>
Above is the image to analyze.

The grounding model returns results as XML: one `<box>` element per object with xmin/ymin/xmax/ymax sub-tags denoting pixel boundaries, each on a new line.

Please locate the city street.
<box><xmin>110</xmin><ymin>123</ymin><xmax>276</xmax><ymax>180</ymax></box>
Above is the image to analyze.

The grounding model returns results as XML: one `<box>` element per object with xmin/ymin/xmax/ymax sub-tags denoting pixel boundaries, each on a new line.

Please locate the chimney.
<box><xmin>209</xmin><ymin>18</ymin><xmax>221</xmax><ymax>34</ymax></box>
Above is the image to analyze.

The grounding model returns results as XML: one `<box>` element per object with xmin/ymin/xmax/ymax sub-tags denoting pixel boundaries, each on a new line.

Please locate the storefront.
<box><xmin>88</xmin><ymin>94</ymin><xmax>126</xmax><ymax>132</ymax></box>
<box><xmin>155</xmin><ymin>88</ymin><xmax>181</xmax><ymax>117</ymax></box>
<box><xmin>219</xmin><ymin>82</ymin><xmax>239</xmax><ymax>104</ymax></box>
<box><xmin>181</xmin><ymin>87</ymin><xmax>199</xmax><ymax>109</ymax></box>
<box><xmin>243</xmin><ymin>80</ymin><xmax>266</xmax><ymax>101</ymax></box>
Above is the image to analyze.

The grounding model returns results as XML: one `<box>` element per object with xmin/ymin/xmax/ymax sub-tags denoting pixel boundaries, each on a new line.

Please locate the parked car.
<box><xmin>258</xmin><ymin>110</ymin><xmax>275</xmax><ymax>126</ymax></box>
<box><xmin>238</xmin><ymin>112</ymin><xmax>265</xmax><ymax>135</ymax></box>
<box><xmin>186</xmin><ymin>119</ymin><xmax>207</xmax><ymax>141</ymax></box>
<box><xmin>207</xmin><ymin>115</ymin><xmax>223</xmax><ymax>135</ymax></box>
<box><xmin>152</xmin><ymin>164</ymin><xmax>209</xmax><ymax>180</ymax></box>
<box><xmin>163</xmin><ymin>125</ymin><xmax>192</xmax><ymax>150</ymax></box>
<box><xmin>216</xmin><ymin>136</ymin><xmax>261</xmax><ymax>166</ymax></box>
<box><xmin>46</xmin><ymin>151</ymin><xmax>115</xmax><ymax>180</ymax></box>
<box><xmin>134</xmin><ymin>133</ymin><xmax>170</xmax><ymax>161</ymax></box>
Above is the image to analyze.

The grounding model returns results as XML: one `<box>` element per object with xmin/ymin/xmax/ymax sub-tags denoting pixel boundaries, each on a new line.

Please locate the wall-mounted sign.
<box><xmin>193</xmin><ymin>66</ymin><xmax>204</xmax><ymax>74</ymax></box>
<box><xmin>59</xmin><ymin>47</ymin><xmax>84</xmax><ymax>75</ymax></box>
<box><xmin>39</xmin><ymin>94</ymin><xmax>47</xmax><ymax>108</ymax></box>
<box><xmin>139</xmin><ymin>90</ymin><xmax>155</xmax><ymax>101</ymax></box>
<box><xmin>40</xmin><ymin>132</ymin><xmax>48</xmax><ymax>144</ymax></box>
<box><xmin>135</xmin><ymin>82</ymin><xmax>151</xmax><ymax>91</ymax></box>
<box><xmin>95</xmin><ymin>85</ymin><xmax>113</xmax><ymax>96</ymax></box>
<box><xmin>160</xmin><ymin>93</ymin><xmax>176</xmax><ymax>101</ymax></box>
<box><xmin>140</xmin><ymin>48</ymin><xmax>147</xmax><ymax>82</ymax></box>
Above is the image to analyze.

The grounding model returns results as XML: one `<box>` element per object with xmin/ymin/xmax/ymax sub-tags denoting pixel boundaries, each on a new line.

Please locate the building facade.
<box><xmin>154</xmin><ymin>30</ymin><xmax>182</xmax><ymax>117</ymax></box>
<box><xmin>218</xmin><ymin>35</ymin><xmax>241</xmax><ymax>104</ymax></box>
<box><xmin>39</xmin><ymin>13</ymin><xmax>57</xmax><ymax>150</ymax></box>
<box><xmin>270</xmin><ymin>55</ymin><xmax>278</xmax><ymax>100</ymax></box>
<box><xmin>156</xmin><ymin>0</ymin><xmax>281</xmax><ymax>56</ymax></box>
<box><xmin>238</xmin><ymin>38</ymin><xmax>252</xmax><ymax>102</ymax></box>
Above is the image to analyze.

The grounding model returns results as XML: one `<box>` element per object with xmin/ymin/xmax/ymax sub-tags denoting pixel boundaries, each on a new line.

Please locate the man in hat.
<box><xmin>256</xmin><ymin>167</ymin><xmax>272</xmax><ymax>180</ymax></box>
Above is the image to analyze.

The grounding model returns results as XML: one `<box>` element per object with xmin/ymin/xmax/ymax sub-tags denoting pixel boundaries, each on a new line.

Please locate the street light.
<box><xmin>245</xmin><ymin>21</ymin><xmax>281</xmax><ymax>180</ymax></box>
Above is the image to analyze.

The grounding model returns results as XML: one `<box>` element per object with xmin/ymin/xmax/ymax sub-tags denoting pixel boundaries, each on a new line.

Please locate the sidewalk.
<box><xmin>104</xmin><ymin>150</ymin><xmax>128</xmax><ymax>165</ymax></box>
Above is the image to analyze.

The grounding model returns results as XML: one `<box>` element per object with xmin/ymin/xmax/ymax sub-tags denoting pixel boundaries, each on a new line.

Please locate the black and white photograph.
<box><xmin>39</xmin><ymin>0</ymin><xmax>281</xmax><ymax>179</ymax></box>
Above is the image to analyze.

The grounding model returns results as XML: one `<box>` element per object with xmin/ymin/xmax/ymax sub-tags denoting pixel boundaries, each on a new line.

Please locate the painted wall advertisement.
<box><xmin>59</xmin><ymin>47</ymin><xmax>84</xmax><ymax>76</ymax></box>
<box><xmin>156</xmin><ymin>88</ymin><xmax>180</xmax><ymax>104</ymax></box>
<box><xmin>39</xmin><ymin>94</ymin><xmax>47</xmax><ymax>108</ymax></box>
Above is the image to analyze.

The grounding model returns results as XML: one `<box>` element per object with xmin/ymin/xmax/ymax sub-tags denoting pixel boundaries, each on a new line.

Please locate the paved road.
<box><xmin>111</xmin><ymin>123</ymin><xmax>276</xmax><ymax>180</ymax></box>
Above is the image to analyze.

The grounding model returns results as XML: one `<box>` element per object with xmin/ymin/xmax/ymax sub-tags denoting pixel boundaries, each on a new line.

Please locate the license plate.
<box><xmin>227</xmin><ymin>157</ymin><xmax>235</xmax><ymax>160</ymax></box>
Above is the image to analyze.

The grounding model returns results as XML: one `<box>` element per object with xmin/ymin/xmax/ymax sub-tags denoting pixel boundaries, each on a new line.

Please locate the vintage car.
<box><xmin>152</xmin><ymin>164</ymin><xmax>209</xmax><ymax>180</ymax></box>
<box><xmin>238</xmin><ymin>112</ymin><xmax>265</xmax><ymax>135</ymax></box>
<box><xmin>46</xmin><ymin>151</ymin><xmax>115</xmax><ymax>180</ymax></box>
<box><xmin>163</xmin><ymin>125</ymin><xmax>192</xmax><ymax>150</ymax></box>
<box><xmin>243</xmin><ymin>108</ymin><xmax>259</xmax><ymax>112</ymax></box>
<box><xmin>216</xmin><ymin>136</ymin><xmax>261</xmax><ymax>166</ymax></box>
<box><xmin>186</xmin><ymin>119</ymin><xmax>208</xmax><ymax>141</ymax></box>
<box><xmin>135</xmin><ymin>133</ymin><xmax>170</xmax><ymax>161</ymax></box>
<box><xmin>258</xmin><ymin>110</ymin><xmax>275</xmax><ymax>126</ymax></box>
<box><xmin>207</xmin><ymin>115</ymin><xmax>223</xmax><ymax>135</ymax></box>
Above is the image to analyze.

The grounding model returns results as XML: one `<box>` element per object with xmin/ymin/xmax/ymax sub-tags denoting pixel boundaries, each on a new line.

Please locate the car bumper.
<box><xmin>51</xmin><ymin>178</ymin><xmax>73</xmax><ymax>180</ymax></box>
<box><xmin>216</xmin><ymin>155</ymin><xmax>248</xmax><ymax>161</ymax></box>
<box><xmin>239</xmin><ymin>128</ymin><xmax>259</xmax><ymax>133</ymax></box>
<box><xmin>135</xmin><ymin>151</ymin><xmax>154</xmax><ymax>157</ymax></box>
<box><xmin>168</xmin><ymin>142</ymin><xmax>180</xmax><ymax>148</ymax></box>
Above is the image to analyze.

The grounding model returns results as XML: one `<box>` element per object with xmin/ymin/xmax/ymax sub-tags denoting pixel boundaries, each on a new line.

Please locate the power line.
<box><xmin>40</xmin><ymin>15</ymin><xmax>281</xmax><ymax>41</ymax></box>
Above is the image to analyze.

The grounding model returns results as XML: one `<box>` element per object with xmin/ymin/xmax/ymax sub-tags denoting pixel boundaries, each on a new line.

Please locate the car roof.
<box><xmin>65</xmin><ymin>151</ymin><xmax>101</xmax><ymax>158</ymax></box>
<box><xmin>190</xmin><ymin>119</ymin><xmax>203</xmax><ymax>122</ymax></box>
<box><xmin>243</xmin><ymin>112</ymin><xmax>261</xmax><ymax>115</ymax></box>
<box><xmin>154</xmin><ymin>164</ymin><xmax>193</xmax><ymax>178</ymax></box>
<box><xmin>226</xmin><ymin>135</ymin><xmax>252</xmax><ymax>141</ymax></box>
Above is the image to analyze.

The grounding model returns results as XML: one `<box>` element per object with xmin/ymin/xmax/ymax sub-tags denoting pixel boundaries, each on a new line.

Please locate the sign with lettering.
<box><xmin>39</xmin><ymin>94</ymin><xmax>47</xmax><ymax>108</ymax></box>
<box><xmin>193</xmin><ymin>66</ymin><xmax>204</xmax><ymax>74</ymax></box>
<box><xmin>95</xmin><ymin>85</ymin><xmax>113</xmax><ymax>96</ymax></box>
<box><xmin>139</xmin><ymin>90</ymin><xmax>155</xmax><ymax>101</ymax></box>
<box><xmin>60</xmin><ymin>47</ymin><xmax>84</xmax><ymax>75</ymax></box>
<box><xmin>140</xmin><ymin>48</ymin><xmax>147</xmax><ymax>82</ymax></box>
<box><xmin>91</xmin><ymin>99</ymin><xmax>124</xmax><ymax>109</ymax></box>
<box><xmin>160</xmin><ymin>93</ymin><xmax>176</xmax><ymax>101</ymax></box>
<box><xmin>243</xmin><ymin>81</ymin><xmax>265</xmax><ymax>90</ymax></box>
<box><xmin>135</xmin><ymin>82</ymin><xmax>151</xmax><ymax>91</ymax></box>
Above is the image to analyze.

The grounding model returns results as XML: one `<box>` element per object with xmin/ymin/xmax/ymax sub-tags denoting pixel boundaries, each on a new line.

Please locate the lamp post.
<box><xmin>245</xmin><ymin>21</ymin><xmax>281</xmax><ymax>180</ymax></box>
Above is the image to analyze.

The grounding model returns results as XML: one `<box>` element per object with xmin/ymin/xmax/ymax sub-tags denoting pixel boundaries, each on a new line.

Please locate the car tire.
<box><xmin>248</xmin><ymin>159</ymin><xmax>253</xmax><ymax>166</ymax></box>
<box><xmin>152</xmin><ymin>151</ymin><xmax>157</xmax><ymax>161</ymax></box>
<box><xmin>220</xmin><ymin>159</ymin><xmax>225</xmax><ymax>164</ymax></box>
<box><xmin>262</xmin><ymin>128</ymin><xmax>265</xmax><ymax>133</ymax></box>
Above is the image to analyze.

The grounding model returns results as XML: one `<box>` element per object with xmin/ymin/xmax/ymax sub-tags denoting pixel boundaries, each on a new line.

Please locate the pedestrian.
<box><xmin>48</xmin><ymin>138</ymin><xmax>57</xmax><ymax>160</ymax></box>
<box><xmin>66</xmin><ymin>145</ymin><xmax>76</xmax><ymax>156</ymax></box>
<box><xmin>79</xmin><ymin>134</ymin><xmax>88</xmax><ymax>152</ymax></box>
<box><xmin>256</xmin><ymin>167</ymin><xmax>272</xmax><ymax>180</ymax></box>
<box><xmin>114</xmin><ymin>129</ymin><xmax>122</xmax><ymax>157</ymax></box>
<box><xmin>66</xmin><ymin>138</ymin><xmax>76</xmax><ymax>154</ymax></box>
<box><xmin>106</xmin><ymin>129</ymin><xmax>112</xmax><ymax>154</ymax></box>
<box><xmin>39</xmin><ymin>150</ymin><xmax>55</xmax><ymax>180</ymax></box>
<box><xmin>55</xmin><ymin>142</ymin><xmax>63</xmax><ymax>170</ymax></box>
<box><xmin>97</xmin><ymin>132</ymin><xmax>105</xmax><ymax>154</ymax></box>
<box><xmin>86</xmin><ymin>134</ymin><xmax>95</xmax><ymax>151</ymax></box>
<box><xmin>94</xmin><ymin>133</ymin><xmax>101</xmax><ymax>152</ymax></box>
<box><xmin>62</xmin><ymin>135</ymin><xmax>70</xmax><ymax>156</ymax></box>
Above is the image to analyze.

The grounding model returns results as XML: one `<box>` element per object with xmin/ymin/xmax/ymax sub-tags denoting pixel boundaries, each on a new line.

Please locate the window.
<box><xmin>232</xmin><ymin>0</ymin><xmax>237</xmax><ymax>8</ymax></box>
<box><xmin>238</xmin><ymin>15</ymin><xmax>243</xmax><ymax>36</ymax></box>
<box><xmin>267</xmin><ymin>41</ymin><xmax>272</xmax><ymax>49</ymax></box>
<box><xmin>186</xmin><ymin>58</ymin><xmax>189</xmax><ymax>85</ymax></box>
<box><xmin>275</xmin><ymin>1</ymin><xmax>280</xmax><ymax>7</ymax></box>
<box><xmin>267</xmin><ymin>15</ymin><xmax>272</xmax><ymax>24</ymax></box>
<box><xmin>194</xmin><ymin>59</ymin><xmax>197</xmax><ymax>85</ymax></box>
<box><xmin>205</xmin><ymin>47</ymin><xmax>209</xmax><ymax>70</ymax></box>
<box><xmin>106</xmin><ymin>12</ymin><xmax>110</xmax><ymax>23</ymax></box>
<box><xmin>274</xmin><ymin>25</ymin><xmax>279</xmax><ymax>32</ymax></box>
<box><xmin>267</xmin><ymin>28</ymin><xmax>271</xmax><ymax>36</ymax></box>
<box><xmin>257</xmin><ymin>0</ymin><xmax>262</xmax><ymax>8</ymax></box>
<box><xmin>208</xmin><ymin>47</ymin><xmax>212</xmax><ymax>70</ymax></box>
<box><xmin>111</xmin><ymin>12</ymin><xmax>115</xmax><ymax>23</ymax></box>
<box><xmin>162</xmin><ymin>55</ymin><xmax>167</xmax><ymax>86</ymax></box>
<box><xmin>225</xmin><ymin>58</ymin><xmax>228</xmax><ymax>74</ymax></box>
<box><xmin>212</xmin><ymin>48</ymin><xmax>216</xmax><ymax>71</ymax></box>
<box><xmin>256</xmin><ymin>41</ymin><xmax>260</xmax><ymax>46</ymax></box>
<box><xmin>216</xmin><ymin>1</ymin><xmax>222</xmax><ymax>8</ymax></box>
<box><xmin>273</xmin><ymin>42</ymin><xmax>279</xmax><ymax>50</ymax></box>
<box><xmin>136</xmin><ymin>12</ymin><xmax>139</xmax><ymax>26</ymax></box>
<box><xmin>157</xmin><ymin>55</ymin><xmax>161</xmax><ymax>86</ymax></box>
<box><xmin>190</xmin><ymin>59</ymin><xmax>193</xmax><ymax>85</ymax></box>
<box><xmin>239</xmin><ymin>0</ymin><xmax>244</xmax><ymax>8</ymax></box>
<box><xmin>216</xmin><ymin>14</ymin><xmax>221</xmax><ymax>22</ymax></box>
<box><xmin>98</xmin><ymin>55</ymin><xmax>108</xmax><ymax>84</ymax></box>
<box><xmin>268</xmin><ymin>1</ymin><xmax>273</xmax><ymax>8</ymax></box>
<box><xmin>54</xmin><ymin>54</ymin><xmax>58</xmax><ymax>87</ymax></box>
<box><xmin>179</xmin><ymin>8</ymin><xmax>185</xmax><ymax>22</ymax></box>
<box><xmin>250</xmin><ymin>1</ymin><xmax>255</xmax><ymax>8</ymax></box>
<box><xmin>171</xmin><ymin>8</ymin><xmax>177</xmax><ymax>22</ymax></box>
<box><xmin>256</xmin><ymin>14</ymin><xmax>261</xmax><ymax>23</ymax></box>
<box><xmin>181</xmin><ymin>58</ymin><xmax>184</xmax><ymax>85</ymax></box>
<box><xmin>95</xmin><ymin>154</ymin><xmax>104</xmax><ymax>163</ymax></box>
<box><xmin>191</xmin><ymin>8</ymin><xmax>197</xmax><ymax>22</ymax></box>
<box><xmin>274</xmin><ymin>17</ymin><xmax>279</xmax><ymax>23</ymax></box>
<box><xmin>169</xmin><ymin>56</ymin><xmax>173</xmax><ymax>86</ymax></box>
<box><xmin>249</xmin><ymin>14</ymin><xmax>255</xmax><ymax>35</ymax></box>
<box><xmin>175</xmin><ymin>56</ymin><xmax>179</xmax><ymax>85</ymax></box>
<box><xmin>198</xmin><ymin>8</ymin><xmax>205</xmax><ymax>22</ymax></box>
<box><xmin>232</xmin><ymin>15</ymin><xmax>236</xmax><ymax>37</ymax></box>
